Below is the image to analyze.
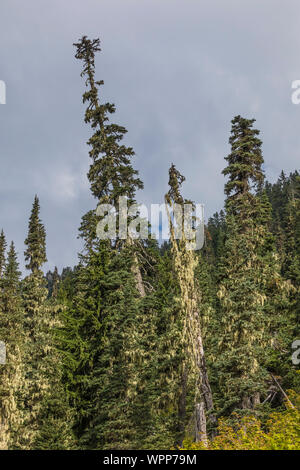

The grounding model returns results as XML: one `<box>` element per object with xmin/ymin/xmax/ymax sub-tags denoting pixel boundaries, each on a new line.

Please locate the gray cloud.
<box><xmin>0</xmin><ymin>0</ymin><xmax>299</xmax><ymax>274</ymax></box>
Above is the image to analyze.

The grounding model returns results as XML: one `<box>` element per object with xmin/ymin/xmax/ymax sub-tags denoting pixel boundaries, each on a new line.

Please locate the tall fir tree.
<box><xmin>73</xmin><ymin>36</ymin><xmax>143</xmax><ymax>210</ymax></box>
<box><xmin>0</xmin><ymin>230</ymin><xmax>6</xmax><ymax>280</ymax></box>
<box><xmin>216</xmin><ymin>116</ymin><xmax>291</xmax><ymax>415</ymax></box>
<box><xmin>0</xmin><ymin>241</ymin><xmax>25</xmax><ymax>449</ymax></box>
<box><xmin>60</xmin><ymin>36</ymin><xmax>148</xmax><ymax>449</ymax></box>
<box><xmin>22</xmin><ymin>196</ymin><xmax>73</xmax><ymax>449</ymax></box>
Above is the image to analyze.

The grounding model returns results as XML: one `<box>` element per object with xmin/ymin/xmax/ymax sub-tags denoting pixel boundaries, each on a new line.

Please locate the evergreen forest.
<box><xmin>0</xmin><ymin>36</ymin><xmax>299</xmax><ymax>451</ymax></box>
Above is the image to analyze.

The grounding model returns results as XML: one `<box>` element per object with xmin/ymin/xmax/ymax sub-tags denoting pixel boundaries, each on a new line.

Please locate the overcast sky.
<box><xmin>0</xmin><ymin>0</ymin><xmax>299</xmax><ymax>274</ymax></box>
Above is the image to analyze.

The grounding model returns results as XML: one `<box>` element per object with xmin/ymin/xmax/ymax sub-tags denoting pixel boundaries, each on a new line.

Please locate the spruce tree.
<box><xmin>216</xmin><ymin>116</ymin><xmax>291</xmax><ymax>415</ymax></box>
<box><xmin>60</xmin><ymin>36</ymin><xmax>147</xmax><ymax>449</ymax></box>
<box><xmin>0</xmin><ymin>230</ymin><xmax>6</xmax><ymax>280</ymax></box>
<box><xmin>268</xmin><ymin>174</ymin><xmax>300</xmax><ymax>393</ymax></box>
<box><xmin>0</xmin><ymin>242</ymin><xmax>25</xmax><ymax>449</ymax></box>
<box><xmin>52</xmin><ymin>266</ymin><xmax>59</xmax><ymax>299</ymax></box>
<box><xmin>73</xmin><ymin>36</ymin><xmax>143</xmax><ymax>209</ymax></box>
<box><xmin>222</xmin><ymin>116</ymin><xmax>264</xmax><ymax>212</ymax></box>
<box><xmin>24</xmin><ymin>196</ymin><xmax>47</xmax><ymax>274</ymax></box>
<box><xmin>137</xmin><ymin>245</ymin><xmax>182</xmax><ymax>449</ymax></box>
<box><xmin>79</xmin><ymin>247</ymin><xmax>143</xmax><ymax>449</ymax></box>
<box><xmin>22</xmin><ymin>196</ymin><xmax>73</xmax><ymax>448</ymax></box>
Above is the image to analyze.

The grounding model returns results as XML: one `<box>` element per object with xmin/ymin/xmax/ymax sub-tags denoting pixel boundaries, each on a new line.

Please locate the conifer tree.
<box><xmin>0</xmin><ymin>242</ymin><xmax>25</xmax><ymax>449</ymax></box>
<box><xmin>285</xmin><ymin>176</ymin><xmax>300</xmax><ymax>335</ymax></box>
<box><xmin>222</xmin><ymin>116</ymin><xmax>264</xmax><ymax>212</ymax></box>
<box><xmin>60</xmin><ymin>36</ymin><xmax>147</xmax><ymax>449</ymax></box>
<box><xmin>78</xmin><ymin>247</ymin><xmax>144</xmax><ymax>449</ymax></box>
<box><xmin>24</xmin><ymin>196</ymin><xmax>47</xmax><ymax>274</ymax></box>
<box><xmin>165</xmin><ymin>164</ymin><xmax>215</xmax><ymax>444</ymax></box>
<box><xmin>0</xmin><ymin>230</ymin><xmax>7</xmax><ymax>324</ymax></box>
<box><xmin>216</xmin><ymin>116</ymin><xmax>291</xmax><ymax>415</ymax></box>
<box><xmin>73</xmin><ymin>37</ymin><xmax>143</xmax><ymax>209</ymax></box>
<box><xmin>137</xmin><ymin>245</ymin><xmax>182</xmax><ymax>449</ymax></box>
<box><xmin>52</xmin><ymin>266</ymin><xmax>59</xmax><ymax>299</ymax></box>
<box><xmin>73</xmin><ymin>36</ymin><xmax>145</xmax><ymax>294</ymax></box>
<box><xmin>268</xmin><ymin>175</ymin><xmax>300</xmax><ymax>392</ymax></box>
<box><xmin>22</xmin><ymin>196</ymin><xmax>73</xmax><ymax>449</ymax></box>
<box><xmin>0</xmin><ymin>230</ymin><xmax>6</xmax><ymax>280</ymax></box>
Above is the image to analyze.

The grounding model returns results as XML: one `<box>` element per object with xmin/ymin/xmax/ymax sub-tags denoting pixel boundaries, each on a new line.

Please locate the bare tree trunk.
<box><xmin>241</xmin><ymin>395</ymin><xmax>251</xmax><ymax>409</ymax></box>
<box><xmin>194</xmin><ymin>312</ymin><xmax>217</xmax><ymax>433</ymax></box>
<box><xmin>165</xmin><ymin>186</ymin><xmax>216</xmax><ymax>446</ymax></box>
<box><xmin>131</xmin><ymin>253</ymin><xmax>145</xmax><ymax>297</ymax></box>
<box><xmin>126</xmin><ymin>237</ymin><xmax>146</xmax><ymax>298</ymax></box>
<box><xmin>195</xmin><ymin>402</ymin><xmax>207</xmax><ymax>445</ymax></box>
<box><xmin>270</xmin><ymin>373</ymin><xmax>295</xmax><ymax>409</ymax></box>
<box><xmin>252</xmin><ymin>392</ymin><xmax>260</xmax><ymax>407</ymax></box>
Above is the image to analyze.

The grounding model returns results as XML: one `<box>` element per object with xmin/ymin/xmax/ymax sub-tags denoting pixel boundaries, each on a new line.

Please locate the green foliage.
<box><xmin>24</xmin><ymin>196</ymin><xmax>47</xmax><ymax>274</ymax></box>
<box><xmin>0</xmin><ymin>39</ymin><xmax>298</xmax><ymax>452</ymax></box>
<box><xmin>223</xmin><ymin>115</ymin><xmax>264</xmax><ymax>208</ymax></box>
<box><xmin>0</xmin><ymin>230</ymin><xmax>7</xmax><ymax>279</ymax></box>
<box><xmin>215</xmin><ymin>116</ymin><xmax>294</xmax><ymax>416</ymax></box>
<box><xmin>0</xmin><ymin>241</ymin><xmax>25</xmax><ymax>449</ymax></box>
<box><xmin>181</xmin><ymin>392</ymin><xmax>300</xmax><ymax>450</ymax></box>
<box><xmin>22</xmin><ymin>197</ymin><xmax>74</xmax><ymax>449</ymax></box>
<box><xmin>73</xmin><ymin>36</ymin><xmax>143</xmax><ymax>210</ymax></box>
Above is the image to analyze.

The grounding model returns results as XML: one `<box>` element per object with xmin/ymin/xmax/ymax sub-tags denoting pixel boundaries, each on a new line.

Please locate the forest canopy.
<box><xmin>0</xmin><ymin>36</ymin><xmax>299</xmax><ymax>451</ymax></box>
